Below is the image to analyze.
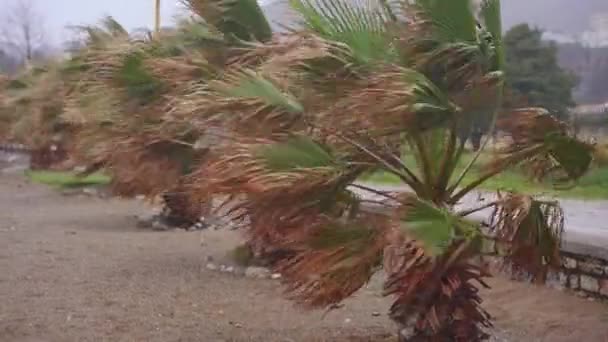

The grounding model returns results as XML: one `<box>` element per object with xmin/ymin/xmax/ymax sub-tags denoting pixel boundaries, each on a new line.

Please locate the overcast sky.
<box><xmin>4</xmin><ymin>0</ymin><xmax>607</xmax><ymax>46</ymax></box>
<box><xmin>4</xmin><ymin>0</ymin><xmax>185</xmax><ymax>44</ymax></box>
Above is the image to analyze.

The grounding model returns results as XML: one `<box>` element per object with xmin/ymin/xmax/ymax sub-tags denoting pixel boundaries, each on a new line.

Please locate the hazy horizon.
<box><xmin>3</xmin><ymin>0</ymin><xmax>608</xmax><ymax>46</ymax></box>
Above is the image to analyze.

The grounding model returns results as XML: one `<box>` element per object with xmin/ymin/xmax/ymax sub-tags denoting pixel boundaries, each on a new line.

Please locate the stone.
<box><xmin>205</xmin><ymin>263</ymin><xmax>218</xmax><ymax>271</ymax></box>
<box><xmin>82</xmin><ymin>188</ymin><xmax>99</xmax><ymax>197</ymax></box>
<box><xmin>546</xmin><ymin>271</ymin><xmax>565</xmax><ymax>290</ymax></box>
<box><xmin>229</xmin><ymin>321</ymin><xmax>243</xmax><ymax>328</ymax></box>
<box><xmin>563</xmin><ymin>257</ymin><xmax>578</xmax><ymax>270</ymax></box>
<box><xmin>343</xmin><ymin>318</ymin><xmax>352</xmax><ymax>324</ymax></box>
<box><xmin>569</xmin><ymin>274</ymin><xmax>580</xmax><ymax>289</ymax></box>
<box><xmin>371</xmin><ymin>312</ymin><xmax>381</xmax><ymax>317</ymax></box>
<box><xmin>270</xmin><ymin>273</ymin><xmax>282</xmax><ymax>280</ymax></box>
<box><xmin>245</xmin><ymin>266</ymin><xmax>271</xmax><ymax>279</ymax></box>
<box><xmin>151</xmin><ymin>220</ymin><xmax>170</xmax><ymax>231</ymax></box>
<box><xmin>559</xmin><ymin>272</ymin><xmax>568</xmax><ymax>287</ymax></box>
<box><xmin>599</xmin><ymin>279</ymin><xmax>608</xmax><ymax>297</ymax></box>
<box><xmin>578</xmin><ymin>260</ymin><xmax>604</xmax><ymax>276</ymax></box>
<box><xmin>580</xmin><ymin>275</ymin><xmax>600</xmax><ymax>293</ymax></box>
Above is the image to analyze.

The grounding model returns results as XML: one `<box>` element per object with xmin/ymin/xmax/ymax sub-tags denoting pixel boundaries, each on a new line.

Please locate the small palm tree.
<box><xmin>62</xmin><ymin>2</ymin><xmax>275</xmax><ymax>224</ymax></box>
<box><xmin>182</xmin><ymin>0</ymin><xmax>594</xmax><ymax>340</ymax></box>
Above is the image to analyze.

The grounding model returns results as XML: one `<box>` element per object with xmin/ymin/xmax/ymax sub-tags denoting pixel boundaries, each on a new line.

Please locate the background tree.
<box><xmin>0</xmin><ymin>0</ymin><xmax>47</xmax><ymax>63</ymax></box>
<box><xmin>503</xmin><ymin>24</ymin><xmax>579</xmax><ymax>118</ymax></box>
<box><xmin>0</xmin><ymin>49</ymin><xmax>20</xmax><ymax>75</ymax></box>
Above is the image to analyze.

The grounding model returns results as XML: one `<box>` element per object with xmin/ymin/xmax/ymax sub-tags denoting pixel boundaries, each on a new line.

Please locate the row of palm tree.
<box><xmin>0</xmin><ymin>0</ymin><xmax>595</xmax><ymax>340</ymax></box>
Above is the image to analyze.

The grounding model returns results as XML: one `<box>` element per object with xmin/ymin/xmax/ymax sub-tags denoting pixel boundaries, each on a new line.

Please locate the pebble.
<box><xmin>245</xmin><ymin>266</ymin><xmax>271</xmax><ymax>279</ymax></box>
<box><xmin>270</xmin><ymin>273</ymin><xmax>282</xmax><ymax>280</ymax></box>
<box><xmin>229</xmin><ymin>321</ymin><xmax>243</xmax><ymax>328</ymax></box>
<box><xmin>344</xmin><ymin>318</ymin><xmax>352</xmax><ymax>324</ymax></box>
<box><xmin>205</xmin><ymin>263</ymin><xmax>218</xmax><ymax>271</ymax></box>
<box><xmin>371</xmin><ymin>311</ymin><xmax>381</xmax><ymax>317</ymax></box>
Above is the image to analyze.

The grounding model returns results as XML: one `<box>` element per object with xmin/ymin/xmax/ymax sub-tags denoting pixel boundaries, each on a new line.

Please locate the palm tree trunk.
<box><xmin>154</xmin><ymin>0</ymin><xmax>161</xmax><ymax>36</ymax></box>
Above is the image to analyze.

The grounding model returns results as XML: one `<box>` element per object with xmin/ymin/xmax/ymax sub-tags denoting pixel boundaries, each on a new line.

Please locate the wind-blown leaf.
<box><xmin>479</xmin><ymin>0</ymin><xmax>504</xmax><ymax>70</ymax></box>
<box><xmin>414</xmin><ymin>0</ymin><xmax>477</xmax><ymax>43</ymax></box>
<box><xmin>257</xmin><ymin>135</ymin><xmax>336</xmax><ymax>171</ymax></box>
<box><xmin>278</xmin><ymin>215</ymin><xmax>390</xmax><ymax>308</ymax></box>
<box><xmin>117</xmin><ymin>53</ymin><xmax>165</xmax><ymax>103</ymax></box>
<box><xmin>398</xmin><ymin>196</ymin><xmax>479</xmax><ymax>255</ymax></box>
<box><xmin>181</xmin><ymin>0</ymin><xmax>272</xmax><ymax>42</ymax></box>
<box><xmin>544</xmin><ymin>132</ymin><xmax>594</xmax><ymax>181</ymax></box>
<box><xmin>212</xmin><ymin>69</ymin><xmax>304</xmax><ymax>113</ymax></box>
<box><xmin>289</xmin><ymin>0</ymin><xmax>396</xmax><ymax>65</ymax></box>
<box><xmin>489</xmin><ymin>193</ymin><xmax>564</xmax><ymax>282</ymax></box>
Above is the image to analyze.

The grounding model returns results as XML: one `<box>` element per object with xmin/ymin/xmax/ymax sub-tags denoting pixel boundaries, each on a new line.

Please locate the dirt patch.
<box><xmin>1</xmin><ymin>175</ymin><xmax>607</xmax><ymax>341</ymax></box>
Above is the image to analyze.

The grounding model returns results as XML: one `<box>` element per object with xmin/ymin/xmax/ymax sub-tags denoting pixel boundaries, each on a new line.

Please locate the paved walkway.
<box><xmin>352</xmin><ymin>183</ymin><xmax>608</xmax><ymax>254</ymax></box>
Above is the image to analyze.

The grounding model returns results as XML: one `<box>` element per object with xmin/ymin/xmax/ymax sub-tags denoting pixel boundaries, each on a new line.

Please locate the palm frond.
<box><xmin>396</xmin><ymin>194</ymin><xmax>480</xmax><ymax>256</ymax></box>
<box><xmin>488</xmin><ymin>193</ymin><xmax>564</xmax><ymax>282</ymax></box>
<box><xmin>211</xmin><ymin>68</ymin><xmax>304</xmax><ymax>114</ymax></box>
<box><xmin>289</xmin><ymin>0</ymin><xmax>396</xmax><ymax>65</ymax></box>
<box><xmin>279</xmin><ymin>215</ymin><xmax>390</xmax><ymax>308</ymax></box>
<box><xmin>479</xmin><ymin>0</ymin><xmax>504</xmax><ymax>70</ymax></box>
<box><xmin>412</xmin><ymin>0</ymin><xmax>477</xmax><ymax>43</ymax></box>
<box><xmin>180</xmin><ymin>0</ymin><xmax>272</xmax><ymax>42</ymax></box>
<box><xmin>493</xmin><ymin>107</ymin><xmax>593</xmax><ymax>184</ymax></box>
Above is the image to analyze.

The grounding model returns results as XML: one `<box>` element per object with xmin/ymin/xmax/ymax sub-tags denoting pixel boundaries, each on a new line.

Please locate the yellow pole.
<box><xmin>154</xmin><ymin>0</ymin><xmax>161</xmax><ymax>37</ymax></box>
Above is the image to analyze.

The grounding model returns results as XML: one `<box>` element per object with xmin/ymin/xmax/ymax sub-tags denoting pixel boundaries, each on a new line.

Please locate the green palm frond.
<box><xmin>257</xmin><ymin>135</ymin><xmax>336</xmax><ymax>171</ymax></box>
<box><xmin>117</xmin><ymin>52</ymin><xmax>165</xmax><ymax>103</ymax></box>
<box><xmin>289</xmin><ymin>0</ymin><xmax>396</xmax><ymax>65</ymax></box>
<box><xmin>181</xmin><ymin>0</ymin><xmax>272</xmax><ymax>42</ymax></box>
<box><xmin>491</xmin><ymin>107</ymin><xmax>593</xmax><ymax>185</ymax></box>
<box><xmin>414</xmin><ymin>0</ymin><xmax>477</xmax><ymax>43</ymax></box>
<box><xmin>212</xmin><ymin>68</ymin><xmax>304</xmax><ymax>114</ymax></box>
<box><xmin>544</xmin><ymin>132</ymin><xmax>594</xmax><ymax>181</ymax></box>
<box><xmin>479</xmin><ymin>0</ymin><xmax>504</xmax><ymax>70</ymax></box>
<box><xmin>398</xmin><ymin>195</ymin><xmax>479</xmax><ymax>256</ymax></box>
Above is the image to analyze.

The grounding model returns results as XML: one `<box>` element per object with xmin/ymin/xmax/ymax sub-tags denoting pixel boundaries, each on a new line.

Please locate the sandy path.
<box><xmin>1</xmin><ymin>175</ymin><xmax>608</xmax><ymax>341</ymax></box>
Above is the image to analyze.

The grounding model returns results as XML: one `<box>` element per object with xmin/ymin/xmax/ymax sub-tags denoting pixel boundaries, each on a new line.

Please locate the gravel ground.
<box><xmin>1</xmin><ymin>175</ymin><xmax>608</xmax><ymax>341</ymax></box>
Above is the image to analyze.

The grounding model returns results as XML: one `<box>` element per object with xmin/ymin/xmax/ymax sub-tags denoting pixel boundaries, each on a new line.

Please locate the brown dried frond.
<box><xmin>497</xmin><ymin>107</ymin><xmax>566</xmax><ymax>148</ymax></box>
<box><xmin>171</xmin><ymin>72</ymin><xmax>303</xmax><ymax>137</ymax></box>
<box><xmin>104</xmin><ymin>141</ymin><xmax>186</xmax><ymax>197</ymax></box>
<box><xmin>228</xmin><ymin>33</ymin><xmax>332</xmax><ymax>71</ymax></box>
<box><xmin>490</xmin><ymin>108</ymin><xmax>593</xmax><ymax>183</ymax></box>
<box><xmin>384</xmin><ymin>239</ymin><xmax>492</xmax><ymax>341</ymax></box>
<box><xmin>187</xmin><ymin>138</ymin><xmax>343</xmax><ymax>200</ymax></box>
<box><xmin>277</xmin><ymin>214</ymin><xmax>391</xmax><ymax>309</ymax></box>
<box><xmin>488</xmin><ymin>193</ymin><xmax>564</xmax><ymax>282</ymax></box>
<box><xmin>322</xmin><ymin>66</ymin><xmax>416</xmax><ymax>135</ymax></box>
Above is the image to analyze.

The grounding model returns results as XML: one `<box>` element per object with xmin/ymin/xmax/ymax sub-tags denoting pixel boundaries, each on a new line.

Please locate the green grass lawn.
<box><xmin>25</xmin><ymin>170</ymin><xmax>111</xmax><ymax>189</ymax></box>
<box><xmin>362</xmin><ymin>153</ymin><xmax>608</xmax><ymax>200</ymax></box>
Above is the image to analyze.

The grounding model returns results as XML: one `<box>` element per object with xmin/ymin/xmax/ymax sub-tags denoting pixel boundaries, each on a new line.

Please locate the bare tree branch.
<box><xmin>0</xmin><ymin>0</ymin><xmax>46</xmax><ymax>62</ymax></box>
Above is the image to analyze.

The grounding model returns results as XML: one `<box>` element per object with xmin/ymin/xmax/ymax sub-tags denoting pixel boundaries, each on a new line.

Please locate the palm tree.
<box><xmin>62</xmin><ymin>1</ymin><xmax>275</xmax><ymax>225</ymax></box>
<box><xmin>181</xmin><ymin>0</ymin><xmax>594</xmax><ymax>340</ymax></box>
